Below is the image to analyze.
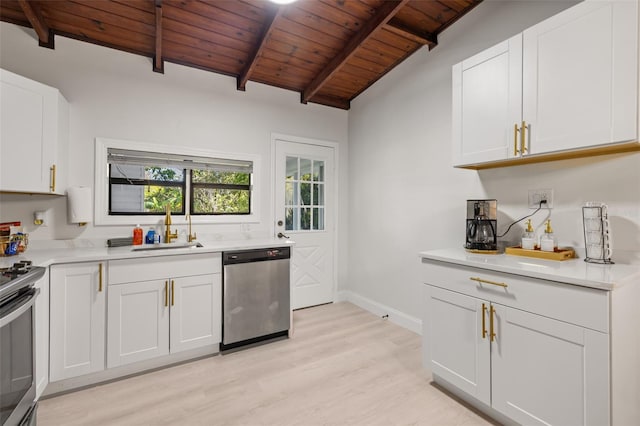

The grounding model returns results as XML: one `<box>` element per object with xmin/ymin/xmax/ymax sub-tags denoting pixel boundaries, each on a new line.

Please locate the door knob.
<box><xmin>277</xmin><ymin>232</ymin><xmax>290</xmax><ymax>239</ymax></box>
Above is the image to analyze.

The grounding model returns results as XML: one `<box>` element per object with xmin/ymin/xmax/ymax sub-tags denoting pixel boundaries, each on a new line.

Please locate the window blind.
<box><xmin>107</xmin><ymin>148</ymin><xmax>253</xmax><ymax>173</ymax></box>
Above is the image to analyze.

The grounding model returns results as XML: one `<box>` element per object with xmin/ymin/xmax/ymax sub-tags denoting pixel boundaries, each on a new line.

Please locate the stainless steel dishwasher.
<box><xmin>221</xmin><ymin>247</ymin><xmax>290</xmax><ymax>351</ymax></box>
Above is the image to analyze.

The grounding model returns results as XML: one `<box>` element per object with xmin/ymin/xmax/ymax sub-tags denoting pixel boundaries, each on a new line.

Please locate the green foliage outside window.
<box><xmin>143</xmin><ymin>167</ymin><xmax>183</xmax><ymax>213</ymax></box>
<box><xmin>191</xmin><ymin>170</ymin><xmax>250</xmax><ymax>214</ymax></box>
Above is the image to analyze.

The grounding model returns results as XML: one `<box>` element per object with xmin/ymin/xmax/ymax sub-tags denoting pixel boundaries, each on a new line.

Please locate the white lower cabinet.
<box><xmin>107</xmin><ymin>254</ymin><xmax>221</xmax><ymax>368</ymax></box>
<box><xmin>49</xmin><ymin>262</ymin><xmax>106</xmax><ymax>382</ymax></box>
<box><xmin>107</xmin><ymin>279</ymin><xmax>169</xmax><ymax>367</ymax></box>
<box><xmin>422</xmin><ymin>261</ymin><xmax>610</xmax><ymax>425</ymax></box>
<box><xmin>492</xmin><ymin>305</ymin><xmax>609</xmax><ymax>426</ymax></box>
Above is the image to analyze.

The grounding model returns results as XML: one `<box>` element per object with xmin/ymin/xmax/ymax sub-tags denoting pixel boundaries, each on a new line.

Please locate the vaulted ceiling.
<box><xmin>1</xmin><ymin>0</ymin><xmax>482</xmax><ymax>109</ymax></box>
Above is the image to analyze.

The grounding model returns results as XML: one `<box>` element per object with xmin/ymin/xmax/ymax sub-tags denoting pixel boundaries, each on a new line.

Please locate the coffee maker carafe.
<box><xmin>465</xmin><ymin>199</ymin><xmax>497</xmax><ymax>251</ymax></box>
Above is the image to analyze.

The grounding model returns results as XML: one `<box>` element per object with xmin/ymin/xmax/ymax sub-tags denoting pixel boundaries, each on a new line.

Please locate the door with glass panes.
<box><xmin>274</xmin><ymin>138</ymin><xmax>335</xmax><ymax>309</ymax></box>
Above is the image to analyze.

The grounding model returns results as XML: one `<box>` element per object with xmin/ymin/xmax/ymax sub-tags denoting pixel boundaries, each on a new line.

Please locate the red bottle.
<box><xmin>133</xmin><ymin>224</ymin><xmax>143</xmax><ymax>245</ymax></box>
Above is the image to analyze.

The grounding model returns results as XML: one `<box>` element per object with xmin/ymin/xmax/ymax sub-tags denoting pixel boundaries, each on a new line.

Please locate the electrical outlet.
<box><xmin>528</xmin><ymin>189</ymin><xmax>553</xmax><ymax>209</ymax></box>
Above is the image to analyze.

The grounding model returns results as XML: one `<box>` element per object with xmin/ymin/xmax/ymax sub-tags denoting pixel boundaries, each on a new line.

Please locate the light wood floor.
<box><xmin>38</xmin><ymin>302</ymin><xmax>498</xmax><ymax>425</ymax></box>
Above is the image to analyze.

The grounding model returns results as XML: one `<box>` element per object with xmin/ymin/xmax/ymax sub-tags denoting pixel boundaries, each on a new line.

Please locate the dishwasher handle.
<box><xmin>223</xmin><ymin>247</ymin><xmax>291</xmax><ymax>264</ymax></box>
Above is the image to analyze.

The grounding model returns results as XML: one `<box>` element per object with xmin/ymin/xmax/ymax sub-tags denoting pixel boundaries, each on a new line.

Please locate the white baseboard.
<box><xmin>335</xmin><ymin>290</ymin><xmax>422</xmax><ymax>335</ymax></box>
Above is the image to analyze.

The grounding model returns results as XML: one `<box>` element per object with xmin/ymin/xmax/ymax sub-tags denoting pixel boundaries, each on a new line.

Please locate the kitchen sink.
<box><xmin>131</xmin><ymin>242</ymin><xmax>204</xmax><ymax>251</ymax></box>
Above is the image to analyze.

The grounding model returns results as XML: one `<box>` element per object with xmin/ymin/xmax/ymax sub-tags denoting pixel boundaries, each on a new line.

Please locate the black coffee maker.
<box><xmin>465</xmin><ymin>199</ymin><xmax>497</xmax><ymax>251</ymax></box>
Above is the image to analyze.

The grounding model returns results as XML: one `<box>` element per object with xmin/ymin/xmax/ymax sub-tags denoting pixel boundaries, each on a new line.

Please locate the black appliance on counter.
<box><xmin>465</xmin><ymin>199</ymin><xmax>498</xmax><ymax>252</ymax></box>
<box><xmin>1</xmin><ymin>261</ymin><xmax>43</xmax><ymax>426</ymax></box>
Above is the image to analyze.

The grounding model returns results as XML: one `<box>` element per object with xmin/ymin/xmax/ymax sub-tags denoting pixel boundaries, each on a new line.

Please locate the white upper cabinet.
<box><xmin>0</xmin><ymin>69</ymin><xmax>68</xmax><ymax>194</ymax></box>
<box><xmin>452</xmin><ymin>35</ymin><xmax>522</xmax><ymax>165</ymax></box>
<box><xmin>522</xmin><ymin>0</ymin><xmax>638</xmax><ymax>154</ymax></box>
<box><xmin>452</xmin><ymin>0</ymin><xmax>638</xmax><ymax>168</ymax></box>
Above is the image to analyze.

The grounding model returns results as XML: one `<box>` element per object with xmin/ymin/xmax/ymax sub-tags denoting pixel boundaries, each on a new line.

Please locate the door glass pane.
<box><xmin>313</xmin><ymin>161</ymin><xmax>324</xmax><ymax>182</ymax></box>
<box><xmin>313</xmin><ymin>184</ymin><xmax>324</xmax><ymax>206</ymax></box>
<box><xmin>286</xmin><ymin>157</ymin><xmax>298</xmax><ymax>180</ymax></box>
<box><xmin>313</xmin><ymin>208</ymin><xmax>324</xmax><ymax>230</ymax></box>
<box><xmin>282</xmin><ymin>155</ymin><xmax>326</xmax><ymax>233</ymax></box>
<box><xmin>300</xmin><ymin>158</ymin><xmax>312</xmax><ymax>181</ymax></box>
<box><xmin>285</xmin><ymin>207</ymin><xmax>298</xmax><ymax>231</ymax></box>
<box><xmin>300</xmin><ymin>208</ymin><xmax>311</xmax><ymax>230</ymax></box>
<box><xmin>285</xmin><ymin>182</ymin><xmax>298</xmax><ymax>206</ymax></box>
<box><xmin>300</xmin><ymin>182</ymin><xmax>311</xmax><ymax>205</ymax></box>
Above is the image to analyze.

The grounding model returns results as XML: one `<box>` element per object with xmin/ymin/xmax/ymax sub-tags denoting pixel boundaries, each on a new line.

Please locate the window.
<box><xmin>109</xmin><ymin>164</ymin><xmax>185</xmax><ymax>215</ymax></box>
<box><xmin>284</xmin><ymin>156</ymin><xmax>324</xmax><ymax>231</ymax></box>
<box><xmin>105</xmin><ymin>146</ymin><xmax>253</xmax><ymax>218</ymax></box>
<box><xmin>191</xmin><ymin>169</ymin><xmax>251</xmax><ymax>215</ymax></box>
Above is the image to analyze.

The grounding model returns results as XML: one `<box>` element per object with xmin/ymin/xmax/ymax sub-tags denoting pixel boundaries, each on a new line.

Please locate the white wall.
<box><xmin>348</xmin><ymin>0</ymin><xmax>639</xmax><ymax>320</ymax></box>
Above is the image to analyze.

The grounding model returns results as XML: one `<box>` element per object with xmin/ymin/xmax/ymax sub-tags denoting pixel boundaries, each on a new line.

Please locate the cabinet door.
<box><xmin>50</xmin><ymin>263</ymin><xmax>106</xmax><ymax>381</ymax></box>
<box><xmin>522</xmin><ymin>0</ymin><xmax>637</xmax><ymax>154</ymax></box>
<box><xmin>169</xmin><ymin>274</ymin><xmax>221</xmax><ymax>353</ymax></box>
<box><xmin>492</xmin><ymin>305</ymin><xmax>610</xmax><ymax>426</ymax></box>
<box><xmin>0</xmin><ymin>70</ymin><xmax>48</xmax><ymax>193</ymax></box>
<box><xmin>423</xmin><ymin>286</ymin><xmax>490</xmax><ymax>405</ymax></box>
<box><xmin>107</xmin><ymin>279</ymin><xmax>169</xmax><ymax>368</ymax></box>
<box><xmin>452</xmin><ymin>35</ymin><xmax>522</xmax><ymax>166</ymax></box>
<box><xmin>34</xmin><ymin>268</ymin><xmax>49</xmax><ymax>398</ymax></box>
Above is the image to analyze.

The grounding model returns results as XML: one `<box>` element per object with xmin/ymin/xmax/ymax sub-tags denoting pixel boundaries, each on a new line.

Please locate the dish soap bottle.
<box><xmin>521</xmin><ymin>219</ymin><xmax>536</xmax><ymax>250</ymax></box>
<box><xmin>133</xmin><ymin>224</ymin><xmax>143</xmax><ymax>245</ymax></box>
<box><xmin>540</xmin><ymin>219</ymin><xmax>557</xmax><ymax>252</ymax></box>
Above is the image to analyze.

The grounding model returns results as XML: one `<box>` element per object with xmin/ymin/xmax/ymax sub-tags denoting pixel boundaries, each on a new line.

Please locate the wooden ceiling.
<box><xmin>1</xmin><ymin>0</ymin><xmax>482</xmax><ymax>109</ymax></box>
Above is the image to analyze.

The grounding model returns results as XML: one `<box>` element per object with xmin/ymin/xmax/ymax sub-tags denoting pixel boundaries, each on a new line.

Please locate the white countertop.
<box><xmin>1</xmin><ymin>238</ymin><xmax>294</xmax><ymax>268</ymax></box>
<box><xmin>419</xmin><ymin>248</ymin><xmax>640</xmax><ymax>291</ymax></box>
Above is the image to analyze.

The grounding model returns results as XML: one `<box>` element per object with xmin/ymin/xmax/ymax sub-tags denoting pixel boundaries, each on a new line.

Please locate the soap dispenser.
<box><xmin>540</xmin><ymin>219</ymin><xmax>557</xmax><ymax>252</ymax></box>
<box><xmin>521</xmin><ymin>219</ymin><xmax>536</xmax><ymax>250</ymax></box>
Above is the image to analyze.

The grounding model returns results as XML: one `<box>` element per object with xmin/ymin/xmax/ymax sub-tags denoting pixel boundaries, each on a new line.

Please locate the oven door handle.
<box><xmin>0</xmin><ymin>288</ymin><xmax>40</xmax><ymax>328</ymax></box>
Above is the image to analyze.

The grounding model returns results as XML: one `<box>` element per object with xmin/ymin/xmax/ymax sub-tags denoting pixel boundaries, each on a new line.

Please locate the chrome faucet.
<box><xmin>186</xmin><ymin>214</ymin><xmax>197</xmax><ymax>243</ymax></box>
<box><xmin>164</xmin><ymin>204</ymin><xmax>178</xmax><ymax>243</ymax></box>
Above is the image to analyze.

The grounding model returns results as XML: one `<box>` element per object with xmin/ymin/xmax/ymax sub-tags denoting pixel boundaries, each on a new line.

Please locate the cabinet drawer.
<box><xmin>109</xmin><ymin>253</ymin><xmax>221</xmax><ymax>284</ymax></box>
<box><xmin>422</xmin><ymin>259</ymin><xmax>609</xmax><ymax>333</ymax></box>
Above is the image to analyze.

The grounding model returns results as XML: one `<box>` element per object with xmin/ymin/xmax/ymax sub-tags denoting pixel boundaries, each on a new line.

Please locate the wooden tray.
<box><xmin>505</xmin><ymin>246</ymin><xmax>576</xmax><ymax>261</ymax></box>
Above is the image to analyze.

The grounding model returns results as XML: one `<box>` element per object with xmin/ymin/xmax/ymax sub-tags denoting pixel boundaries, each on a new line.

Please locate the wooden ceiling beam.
<box><xmin>153</xmin><ymin>0</ymin><xmax>164</xmax><ymax>73</ymax></box>
<box><xmin>308</xmin><ymin>94</ymin><xmax>350</xmax><ymax>110</ymax></box>
<box><xmin>301</xmin><ymin>0</ymin><xmax>409</xmax><ymax>104</ymax></box>
<box><xmin>237</xmin><ymin>6</ymin><xmax>283</xmax><ymax>91</ymax></box>
<box><xmin>17</xmin><ymin>0</ymin><xmax>53</xmax><ymax>49</ymax></box>
<box><xmin>384</xmin><ymin>18</ymin><xmax>438</xmax><ymax>48</ymax></box>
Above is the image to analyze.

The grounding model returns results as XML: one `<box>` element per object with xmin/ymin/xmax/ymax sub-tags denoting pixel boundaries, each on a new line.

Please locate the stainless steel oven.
<box><xmin>1</xmin><ymin>263</ymin><xmax>44</xmax><ymax>426</ymax></box>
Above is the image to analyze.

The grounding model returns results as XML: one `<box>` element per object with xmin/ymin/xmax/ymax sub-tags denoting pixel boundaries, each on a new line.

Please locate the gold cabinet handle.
<box><xmin>470</xmin><ymin>277</ymin><xmax>508</xmax><ymax>288</ymax></box>
<box><xmin>490</xmin><ymin>305</ymin><xmax>497</xmax><ymax>342</ymax></box>
<box><xmin>521</xmin><ymin>121</ymin><xmax>527</xmax><ymax>154</ymax></box>
<box><xmin>98</xmin><ymin>263</ymin><xmax>103</xmax><ymax>292</ymax></box>
<box><xmin>481</xmin><ymin>303</ymin><xmax>487</xmax><ymax>339</ymax></box>
<box><xmin>165</xmin><ymin>281</ymin><xmax>168</xmax><ymax>307</ymax></box>
<box><xmin>171</xmin><ymin>280</ymin><xmax>175</xmax><ymax>306</ymax></box>
<box><xmin>513</xmin><ymin>124</ymin><xmax>520</xmax><ymax>156</ymax></box>
<box><xmin>50</xmin><ymin>164</ymin><xmax>56</xmax><ymax>192</ymax></box>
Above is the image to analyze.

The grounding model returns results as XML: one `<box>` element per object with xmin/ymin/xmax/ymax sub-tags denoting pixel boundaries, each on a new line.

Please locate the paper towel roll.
<box><xmin>67</xmin><ymin>186</ymin><xmax>92</xmax><ymax>225</ymax></box>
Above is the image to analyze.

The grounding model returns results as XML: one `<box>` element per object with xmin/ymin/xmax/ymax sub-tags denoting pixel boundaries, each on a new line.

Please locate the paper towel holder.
<box><xmin>66</xmin><ymin>186</ymin><xmax>92</xmax><ymax>226</ymax></box>
<box><xmin>34</xmin><ymin>210</ymin><xmax>47</xmax><ymax>226</ymax></box>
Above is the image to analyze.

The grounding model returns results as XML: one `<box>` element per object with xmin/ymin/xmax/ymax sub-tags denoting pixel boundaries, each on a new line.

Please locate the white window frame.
<box><xmin>94</xmin><ymin>137</ymin><xmax>261</xmax><ymax>226</ymax></box>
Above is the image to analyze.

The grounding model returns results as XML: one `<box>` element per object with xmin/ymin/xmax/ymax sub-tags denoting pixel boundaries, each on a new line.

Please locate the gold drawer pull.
<box><xmin>513</xmin><ymin>124</ymin><xmax>520</xmax><ymax>156</ymax></box>
<box><xmin>50</xmin><ymin>164</ymin><xmax>56</xmax><ymax>192</ymax></box>
<box><xmin>98</xmin><ymin>263</ymin><xmax>103</xmax><ymax>292</ymax></box>
<box><xmin>521</xmin><ymin>121</ymin><xmax>528</xmax><ymax>154</ymax></box>
<box><xmin>470</xmin><ymin>277</ymin><xmax>508</xmax><ymax>288</ymax></box>
<box><xmin>164</xmin><ymin>281</ymin><xmax>168</xmax><ymax>307</ymax></box>
<box><xmin>481</xmin><ymin>303</ymin><xmax>487</xmax><ymax>339</ymax></box>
